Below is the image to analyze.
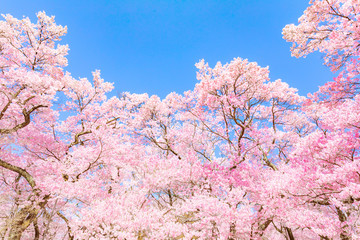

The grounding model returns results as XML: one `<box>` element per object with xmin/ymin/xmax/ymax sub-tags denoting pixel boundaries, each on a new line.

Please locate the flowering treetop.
<box><xmin>1</xmin><ymin>1</ymin><xmax>360</xmax><ymax>239</ymax></box>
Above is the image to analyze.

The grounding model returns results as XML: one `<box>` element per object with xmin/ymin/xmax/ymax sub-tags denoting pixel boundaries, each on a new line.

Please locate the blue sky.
<box><xmin>2</xmin><ymin>0</ymin><xmax>334</xmax><ymax>98</ymax></box>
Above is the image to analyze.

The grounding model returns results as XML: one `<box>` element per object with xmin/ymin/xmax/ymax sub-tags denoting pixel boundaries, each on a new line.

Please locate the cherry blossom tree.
<box><xmin>283</xmin><ymin>0</ymin><xmax>360</xmax><ymax>239</ymax></box>
<box><xmin>0</xmin><ymin>12</ymin><xmax>121</xmax><ymax>239</ymax></box>
<box><xmin>1</xmin><ymin>0</ymin><xmax>360</xmax><ymax>239</ymax></box>
<box><xmin>283</xmin><ymin>0</ymin><xmax>360</xmax><ymax>101</ymax></box>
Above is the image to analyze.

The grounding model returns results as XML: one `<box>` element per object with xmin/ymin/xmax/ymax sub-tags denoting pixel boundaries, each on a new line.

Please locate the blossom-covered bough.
<box><xmin>1</xmin><ymin>0</ymin><xmax>360</xmax><ymax>239</ymax></box>
<box><xmin>283</xmin><ymin>0</ymin><xmax>360</xmax><ymax>102</ymax></box>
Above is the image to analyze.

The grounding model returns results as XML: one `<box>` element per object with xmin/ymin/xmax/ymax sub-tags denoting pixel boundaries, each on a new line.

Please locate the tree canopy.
<box><xmin>1</xmin><ymin>0</ymin><xmax>360</xmax><ymax>239</ymax></box>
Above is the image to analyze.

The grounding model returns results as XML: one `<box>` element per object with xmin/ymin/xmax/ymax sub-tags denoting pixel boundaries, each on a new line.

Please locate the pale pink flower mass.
<box><xmin>1</xmin><ymin>1</ymin><xmax>360</xmax><ymax>239</ymax></box>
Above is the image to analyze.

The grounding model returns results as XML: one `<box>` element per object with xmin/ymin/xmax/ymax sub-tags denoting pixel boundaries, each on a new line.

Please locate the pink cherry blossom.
<box><xmin>1</xmin><ymin>1</ymin><xmax>360</xmax><ymax>239</ymax></box>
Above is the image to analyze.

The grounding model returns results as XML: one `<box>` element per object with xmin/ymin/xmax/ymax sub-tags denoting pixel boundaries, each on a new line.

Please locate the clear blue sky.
<box><xmin>2</xmin><ymin>0</ymin><xmax>334</xmax><ymax>98</ymax></box>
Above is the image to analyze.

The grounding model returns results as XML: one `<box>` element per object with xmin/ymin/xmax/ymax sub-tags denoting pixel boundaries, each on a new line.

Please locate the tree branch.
<box><xmin>0</xmin><ymin>159</ymin><xmax>36</xmax><ymax>189</ymax></box>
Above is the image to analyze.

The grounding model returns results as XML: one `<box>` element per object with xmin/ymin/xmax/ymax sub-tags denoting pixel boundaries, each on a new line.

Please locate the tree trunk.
<box><xmin>285</xmin><ymin>227</ymin><xmax>295</xmax><ymax>240</ymax></box>
<box><xmin>336</xmin><ymin>207</ymin><xmax>350</xmax><ymax>240</ymax></box>
<box><xmin>7</xmin><ymin>206</ymin><xmax>39</xmax><ymax>240</ymax></box>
